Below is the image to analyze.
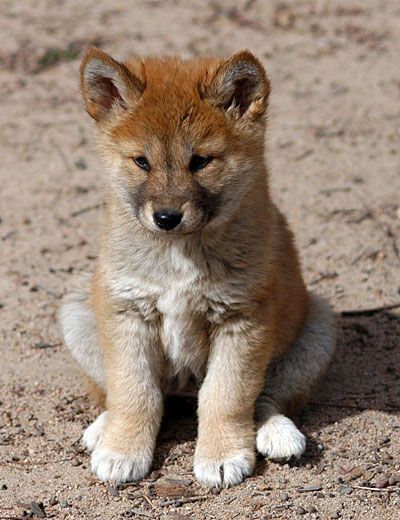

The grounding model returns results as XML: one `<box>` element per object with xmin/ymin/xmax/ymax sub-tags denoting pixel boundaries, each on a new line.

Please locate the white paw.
<box><xmin>82</xmin><ymin>411</ymin><xmax>108</xmax><ymax>452</ymax></box>
<box><xmin>256</xmin><ymin>414</ymin><xmax>306</xmax><ymax>460</ymax></box>
<box><xmin>91</xmin><ymin>446</ymin><xmax>152</xmax><ymax>483</ymax></box>
<box><xmin>194</xmin><ymin>450</ymin><xmax>254</xmax><ymax>488</ymax></box>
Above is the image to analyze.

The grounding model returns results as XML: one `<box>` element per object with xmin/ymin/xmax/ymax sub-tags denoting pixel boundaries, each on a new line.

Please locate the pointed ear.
<box><xmin>80</xmin><ymin>47</ymin><xmax>144</xmax><ymax>121</ymax></box>
<box><xmin>204</xmin><ymin>51</ymin><xmax>270</xmax><ymax>121</ymax></box>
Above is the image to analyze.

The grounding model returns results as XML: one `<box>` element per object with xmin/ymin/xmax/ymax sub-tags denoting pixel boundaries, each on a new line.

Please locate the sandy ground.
<box><xmin>1</xmin><ymin>0</ymin><xmax>400</xmax><ymax>518</ymax></box>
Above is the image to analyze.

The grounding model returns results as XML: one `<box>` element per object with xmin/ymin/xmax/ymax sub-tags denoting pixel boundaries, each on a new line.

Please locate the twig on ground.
<box><xmin>128</xmin><ymin>509</ymin><xmax>152</xmax><ymax>518</ymax></box>
<box><xmin>70</xmin><ymin>203</ymin><xmax>102</xmax><ymax>217</ymax></box>
<box><xmin>34</xmin><ymin>284</ymin><xmax>62</xmax><ymax>299</ymax></box>
<box><xmin>353</xmin><ymin>485</ymin><xmax>397</xmax><ymax>493</ymax></box>
<box><xmin>0</xmin><ymin>456</ymin><xmax>76</xmax><ymax>468</ymax></box>
<box><xmin>50</xmin><ymin>137</ymin><xmax>72</xmax><ymax>172</ymax></box>
<box><xmin>341</xmin><ymin>303</ymin><xmax>400</xmax><ymax>317</ymax></box>
<box><xmin>159</xmin><ymin>494</ymin><xmax>210</xmax><ymax>506</ymax></box>
<box><xmin>142</xmin><ymin>495</ymin><xmax>155</xmax><ymax>509</ymax></box>
<box><xmin>309</xmin><ymin>401</ymin><xmax>400</xmax><ymax>412</ymax></box>
<box><xmin>1</xmin><ymin>230</ymin><xmax>16</xmax><ymax>241</ymax></box>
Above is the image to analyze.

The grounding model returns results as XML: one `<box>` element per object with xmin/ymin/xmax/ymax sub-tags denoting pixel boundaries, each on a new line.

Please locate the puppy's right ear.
<box><xmin>80</xmin><ymin>47</ymin><xmax>144</xmax><ymax>122</ymax></box>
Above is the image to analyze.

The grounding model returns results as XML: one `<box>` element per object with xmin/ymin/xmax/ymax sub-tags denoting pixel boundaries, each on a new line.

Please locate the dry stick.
<box><xmin>159</xmin><ymin>495</ymin><xmax>210</xmax><ymax>506</ymax></box>
<box><xmin>386</xmin><ymin>225</ymin><xmax>400</xmax><ymax>260</ymax></box>
<box><xmin>353</xmin><ymin>485</ymin><xmax>397</xmax><ymax>493</ymax></box>
<box><xmin>50</xmin><ymin>137</ymin><xmax>72</xmax><ymax>172</ymax></box>
<box><xmin>128</xmin><ymin>510</ymin><xmax>152</xmax><ymax>518</ymax></box>
<box><xmin>35</xmin><ymin>283</ymin><xmax>62</xmax><ymax>299</ymax></box>
<box><xmin>142</xmin><ymin>495</ymin><xmax>155</xmax><ymax>509</ymax></box>
<box><xmin>353</xmin><ymin>191</ymin><xmax>400</xmax><ymax>264</ymax></box>
<box><xmin>1</xmin><ymin>230</ymin><xmax>16</xmax><ymax>241</ymax></box>
<box><xmin>70</xmin><ymin>203</ymin><xmax>102</xmax><ymax>217</ymax></box>
<box><xmin>0</xmin><ymin>456</ymin><xmax>76</xmax><ymax>468</ymax></box>
<box><xmin>341</xmin><ymin>303</ymin><xmax>400</xmax><ymax>317</ymax></box>
<box><xmin>309</xmin><ymin>400</ymin><xmax>400</xmax><ymax>413</ymax></box>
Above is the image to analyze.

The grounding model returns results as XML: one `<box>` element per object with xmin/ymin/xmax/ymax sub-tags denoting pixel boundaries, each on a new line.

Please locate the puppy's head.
<box><xmin>80</xmin><ymin>48</ymin><xmax>270</xmax><ymax>235</ymax></box>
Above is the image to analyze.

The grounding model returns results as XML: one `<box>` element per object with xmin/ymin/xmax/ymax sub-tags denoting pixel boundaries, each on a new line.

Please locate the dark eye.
<box><xmin>134</xmin><ymin>156</ymin><xmax>150</xmax><ymax>171</ymax></box>
<box><xmin>189</xmin><ymin>155</ymin><xmax>213</xmax><ymax>173</ymax></box>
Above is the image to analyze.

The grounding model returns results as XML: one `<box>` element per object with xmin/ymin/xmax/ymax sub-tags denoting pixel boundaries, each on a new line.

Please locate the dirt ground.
<box><xmin>1</xmin><ymin>0</ymin><xmax>400</xmax><ymax>519</ymax></box>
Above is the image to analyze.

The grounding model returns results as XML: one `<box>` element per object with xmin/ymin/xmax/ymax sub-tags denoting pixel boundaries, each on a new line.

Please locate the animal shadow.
<box><xmin>303</xmin><ymin>308</ymin><xmax>400</xmax><ymax>430</ymax></box>
<box><xmin>155</xmin><ymin>308</ymin><xmax>400</xmax><ymax>471</ymax></box>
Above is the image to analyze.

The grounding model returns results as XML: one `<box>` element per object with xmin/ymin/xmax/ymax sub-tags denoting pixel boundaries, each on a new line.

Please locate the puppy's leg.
<box><xmin>90</xmin><ymin>310</ymin><xmax>164</xmax><ymax>484</ymax></box>
<box><xmin>256</xmin><ymin>295</ymin><xmax>335</xmax><ymax>460</ymax></box>
<box><xmin>194</xmin><ymin>318</ymin><xmax>272</xmax><ymax>488</ymax></box>
<box><xmin>59</xmin><ymin>274</ymin><xmax>105</xmax><ymax>390</ymax></box>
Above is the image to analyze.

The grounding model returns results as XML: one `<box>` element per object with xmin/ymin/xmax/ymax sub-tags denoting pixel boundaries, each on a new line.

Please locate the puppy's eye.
<box><xmin>189</xmin><ymin>155</ymin><xmax>213</xmax><ymax>173</ymax></box>
<box><xmin>133</xmin><ymin>156</ymin><xmax>150</xmax><ymax>172</ymax></box>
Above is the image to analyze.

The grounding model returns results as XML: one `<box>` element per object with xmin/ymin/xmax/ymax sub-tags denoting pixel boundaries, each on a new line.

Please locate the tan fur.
<box><xmin>79</xmin><ymin>372</ymin><xmax>106</xmax><ymax>408</ymax></box>
<box><xmin>60</xmin><ymin>47</ymin><xmax>335</xmax><ymax>487</ymax></box>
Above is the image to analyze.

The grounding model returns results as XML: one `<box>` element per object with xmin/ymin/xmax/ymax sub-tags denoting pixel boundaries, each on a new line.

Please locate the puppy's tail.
<box><xmin>256</xmin><ymin>294</ymin><xmax>336</xmax><ymax>420</ymax></box>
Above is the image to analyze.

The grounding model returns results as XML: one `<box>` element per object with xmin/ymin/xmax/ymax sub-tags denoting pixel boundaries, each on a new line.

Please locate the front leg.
<box><xmin>194</xmin><ymin>317</ymin><xmax>272</xmax><ymax>488</ymax></box>
<box><xmin>86</xmin><ymin>304</ymin><xmax>164</xmax><ymax>484</ymax></box>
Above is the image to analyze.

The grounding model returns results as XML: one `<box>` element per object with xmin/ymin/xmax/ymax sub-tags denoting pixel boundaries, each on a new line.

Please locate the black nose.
<box><xmin>153</xmin><ymin>209</ymin><xmax>182</xmax><ymax>231</ymax></box>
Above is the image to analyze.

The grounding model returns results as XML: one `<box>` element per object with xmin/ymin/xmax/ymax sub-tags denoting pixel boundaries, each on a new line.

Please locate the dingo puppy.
<box><xmin>60</xmin><ymin>47</ymin><xmax>335</xmax><ymax>487</ymax></box>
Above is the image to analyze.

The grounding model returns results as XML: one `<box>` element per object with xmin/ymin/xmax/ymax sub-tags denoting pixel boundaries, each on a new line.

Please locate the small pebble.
<box><xmin>314</xmin><ymin>462</ymin><xmax>325</xmax><ymax>475</ymax></box>
<box><xmin>363</xmin><ymin>470</ymin><xmax>375</xmax><ymax>481</ymax></box>
<box><xmin>148</xmin><ymin>470</ymin><xmax>162</xmax><ymax>482</ymax></box>
<box><xmin>49</xmin><ymin>495</ymin><xmax>58</xmax><ymax>506</ymax></box>
<box><xmin>330</xmin><ymin>512</ymin><xmax>340</xmax><ymax>519</ymax></box>
<box><xmin>381</xmin><ymin>452</ymin><xmax>393</xmax><ymax>462</ymax></box>
<box><xmin>375</xmin><ymin>477</ymin><xmax>389</xmax><ymax>489</ymax></box>
<box><xmin>296</xmin><ymin>506</ymin><xmax>306</xmax><ymax>515</ymax></box>
<box><xmin>307</xmin><ymin>505</ymin><xmax>318</xmax><ymax>513</ymax></box>
<box><xmin>60</xmin><ymin>500</ymin><xmax>69</xmax><ymax>508</ymax></box>
<box><xmin>338</xmin><ymin>485</ymin><xmax>353</xmax><ymax>495</ymax></box>
<box><xmin>280</xmin><ymin>492</ymin><xmax>289</xmax><ymax>502</ymax></box>
<box><xmin>107</xmin><ymin>486</ymin><xmax>120</xmax><ymax>497</ymax></box>
<box><xmin>29</xmin><ymin>502</ymin><xmax>46</xmax><ymax>519</ymax></box>
<box><xmin>1</xmin><ymin>484</ymin><xmax>7</xmax><ymax>490</ymax></box>
<box><xmin>388</xmin><ymin>474</ymin><xmax>400</xmax><ymax>486</ymax></box>
<box><xmin>298</xmin><ymin>485</ymin><xmax>322</xmax><ymax>493</ymax></box>
<box><xmin>74</xmin><ymin>158</ymin><xmax>87</xmax><ymax>170</ymax></box>
<box><xmin>71</xmin><ymin>458</ymin><xmax>81</xmax><ymax>466</ymax></box>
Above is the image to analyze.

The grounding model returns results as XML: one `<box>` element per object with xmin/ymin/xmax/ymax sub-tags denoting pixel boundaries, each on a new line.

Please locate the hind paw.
<box><xmin>82</xmin><ymin>411</ymin><xmax>108</xmax><ymax>452</ymax></box>
<box><xmin>256</xmin><ymin>414</ymin><xmax>306</xmax><ymax>460</ymax></box>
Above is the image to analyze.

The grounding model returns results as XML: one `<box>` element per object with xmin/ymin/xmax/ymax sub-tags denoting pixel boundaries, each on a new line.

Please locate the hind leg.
<box><xmin>256</xmin><ymin>295</ymin><xmax>335</xmax><ymax>460</ymax></box>
<box><xmin>60</xmin><ymin>275</ymin><xmax>107</xmax><ymax>445</ymax></box>
<box><xmin>59</xmin><ymin>274</ymin><xmax>105</xmax><ymax>390</ymax></box>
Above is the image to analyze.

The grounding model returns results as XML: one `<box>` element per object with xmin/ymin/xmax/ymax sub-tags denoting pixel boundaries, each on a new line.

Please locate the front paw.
<box><xmin>91</xmin><ymin>446</ymin><xmax>152</xmax><ymax>483</ymax></box>
<box><xmin>194</xmin><ymin>449</ymin><xmax>255</xmax><ymax>488</ymax></box>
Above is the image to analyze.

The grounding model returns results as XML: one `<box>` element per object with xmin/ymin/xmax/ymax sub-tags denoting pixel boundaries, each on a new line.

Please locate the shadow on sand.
<box><xmin>153</xmin><ymin>308</ymin><xmax>400</xmax><ymax>471</ymax></box>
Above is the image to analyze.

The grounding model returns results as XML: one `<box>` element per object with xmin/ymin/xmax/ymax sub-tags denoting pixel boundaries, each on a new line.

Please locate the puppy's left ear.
<box><xmin>80</xmin><ymin>47</ymin><xmax>144</xmax><ymax>122</ymax></box>
<box><xmin>204</xmin><ymin>50</ymin><xmax>270</xmax><ymax>121</ymax></box>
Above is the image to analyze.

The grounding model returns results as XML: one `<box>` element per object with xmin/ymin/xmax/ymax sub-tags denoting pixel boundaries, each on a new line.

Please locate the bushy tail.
<box><xmin>256</xmin><ymin>294</ymin><xmax>336</xmax><ymax>421</ymax></box>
